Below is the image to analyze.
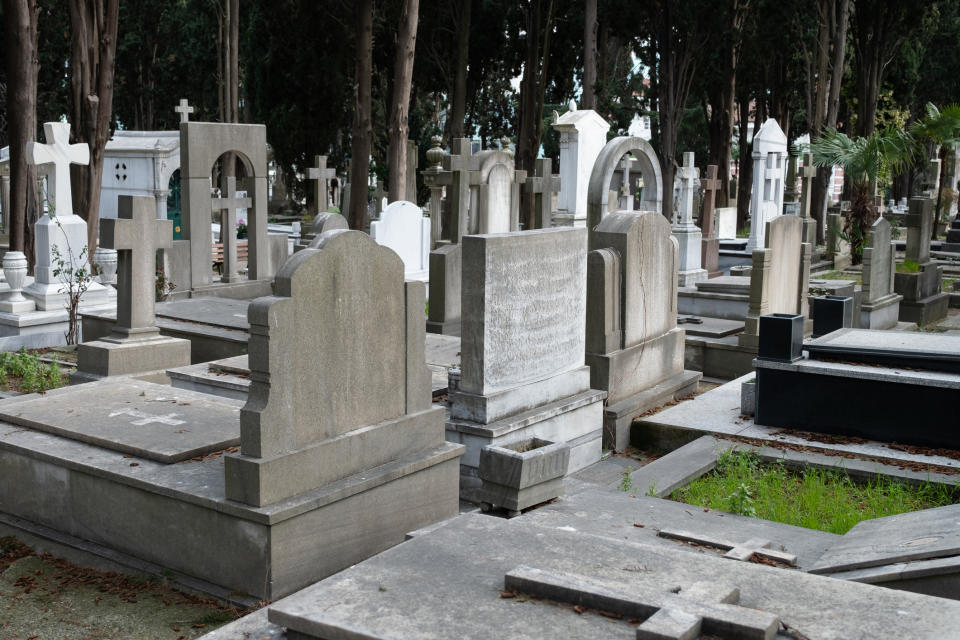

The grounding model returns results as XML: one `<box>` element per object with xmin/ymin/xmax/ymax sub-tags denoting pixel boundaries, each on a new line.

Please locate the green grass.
<box><xmin>897</xmin><ymin>259</ymin><xmax>920</xmax><ymax>273</ymax></box>
<box><xmin>0</xmin><ymin>348</ymin><xmax>67</xmax><ymax>394</ymax></box>
<box><xmin>736</xmin><ymin>225</ymin><xmax>750</xmax><ymax>238</ymax></box>
<box><xmin>670</xmin><ymin>450</ymin><xmax>959</xmax><ymax>534</ymax></box>
<box><xmin>813</xmin><ymin>270</ymin><xmax>862</xmax><ymax>285</ymax></box>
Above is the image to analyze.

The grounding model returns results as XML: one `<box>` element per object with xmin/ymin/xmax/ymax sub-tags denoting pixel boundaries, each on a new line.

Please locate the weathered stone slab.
<box><xmin>157</xmin><ymin>298</ymin><xmax>251</xmax><ymax>330</ymax></box>
<box><xmin>805</xmin><ymin>327</ymin><xmax>960</xmax><ymax>372</ymax></box>
<box><xmin>810</xmin><ymin>503</ymin><xmax>960</xmax><ymax>574</ymax></box>
<box><xmin>267</xmin><ymin>511</ymin><xmax>960</xmax><ymax>640</ymax></box>
<box><xmin>0</xmin><ymin>379</ymin><xmax>240</xmax><ymax>463</ymax></box>
<box><xmin>694</xmin><ymin>275</ymin><xmax>750</xmax><ymax>295</ymax></box>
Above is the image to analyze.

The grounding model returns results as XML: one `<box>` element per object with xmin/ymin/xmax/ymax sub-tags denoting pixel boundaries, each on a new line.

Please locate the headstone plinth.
<box><xmin>860</xmin><ymin>217</ymin><xmax>902</xmax><ymax>329</ymax></box>
<box><xmin>894</xmin><ymin>198</ymin><xmax>949</xmax><ymax>325</ymax></box>
<box><xmin>76</xmin><ymin>195</ymin><xmax>190</xmax><ymax>382</ymax></box>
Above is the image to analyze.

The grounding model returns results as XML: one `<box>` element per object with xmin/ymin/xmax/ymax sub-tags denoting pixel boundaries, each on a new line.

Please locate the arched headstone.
<box><xmin>586</xmin><ymin>137</ymin><xmax>663</xmax><ymax>232</ymax></box>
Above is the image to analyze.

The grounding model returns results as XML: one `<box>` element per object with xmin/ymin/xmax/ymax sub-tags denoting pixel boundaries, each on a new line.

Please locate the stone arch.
<box><xmin>180</xmin><ymin>122</ymin><xmax>269</xmax><ymax>289</ymax></box>
<box><xmin>586</xmin><ymin>136</ymin><xmax>663</xmax><ymax>231</ymax></box>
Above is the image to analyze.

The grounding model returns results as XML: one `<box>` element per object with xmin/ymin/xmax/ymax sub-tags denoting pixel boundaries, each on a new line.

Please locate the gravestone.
<box><xmin>468</xmin><ymin>147</ymin><xmax>522</xmax><ymax>234</ymax></box>
<box><xmin>174</xmin><ymin>98</ymin><xmax>194</xmax><ymax>123</ymax></box>
<box><xmin>783</xmin><ymin>152</ymin><xmax>799</xmax><ymax>211</ymax></box>
<box><xmin>716</xmin><ymin>206</ymin><xmax>737</xmax><ymax>239</ymax></box>
<box><xmin>99</xmin><ymin>130</ymin><xmax>180</xmax><ymax>223</ymax></box>
<box><xmin>673</xmin><ymin>152</ymin><xmax>708</xmax><ymax>286</ymax></box>
<box><xmin>447</xmin><ymin>227</ymin><xmax>605</xmax><ymax>494</ymax></box>
<box><xmin>700</xmin><ymin>164</ymin><xmax>722</xmax><ymax>278</ymax></box>
<box><xmin>211</xmin><ymin>177</ymin><xmax>251</xmax><ymax>283</ymax></box>
<box><xmin>551</xmin><ymin>101</ymin><xmax>610</xmax><ymax>226</ymax></box>
<box><xmin>422</xmin><ymin>135</ymin><xmax>449</xmax><ymax>248</ymax></box>
<box><xmin>224</xmin><ymin>229</ymin><xmax>460</xmax><ymax>507</ymax></box>
<box><xmin>798</xmin><ymin>152</ymin><xmax>818</xmax><ymax>248</ymax></box>
<box><xmin>307</xmin><ymin>154</ymin><xmax>336</xmax><ymax>214</ymax></box>
<box><xmin>745</xmin><ymin>119</ymin><xmax>787</xmax><ymax>252</ymax></box>
<box><xmin>586</xmin><ymin>136</ymin><xmax>663</xmax><ymax>231</ymax></box>
<box><xmin>75</xmin><ymin>195</ymin><xmax>190</xmax><ymax>381</ymax></box>
<box><xmin>860</xmin><ymin>217</ymin><xmax>902</xmax><ymax>329</ymax></box>
<box><xmin>524</xmin><ymin>157</ymin><xmax>560</xmax><ymax>228</ymax></box>
<box><xmin>895</xmin><ymin>197</ymin><xmax>949</xmax><ymax>325</ymax></box>
<box><xmin>370</xmin><ymin>200</ymin><xmax>430</xmax><ymax>281</ymax></box>
<box><xmin>22</xmin><ymin>122</ymin><xmax>110</xmax><ymax>311</ymax></box>
<box><xmin>586</xmin><ymin>211</ymin><xmax>700</xmax><ymax>450</ymax></box>
<box><xmin>294</xmin><ymin>211</ymin><xmax>349</xmax><ymax>251</ymax></box>
<box><xmin>739</xmin><ymin>215</ymin><xmax>812</xmax><ymax>348</ymax></box>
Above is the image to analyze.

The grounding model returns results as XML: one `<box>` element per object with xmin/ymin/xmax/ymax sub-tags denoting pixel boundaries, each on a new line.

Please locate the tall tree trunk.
<box><xmin>735</xmin><ymin>94</ymin><xmax>752</xmax><ymax>232</ymax></box>
<box><xmin>517</xmin><ymin>0</ymin><xmax>554</xmax><ymax>231</ymax></box>
<box><xmin>350</xmin><ymin>0</ymin><xmax>373</xmax><ymax>230</ymax></box>
<box><xmin>4</xmin><ymin>0</ymin><xmax>40</xmax><ymax>270</ymax></box>
<box><xmin>217</xmin><ymin>0</ymin><xmax>240</xmax><ymax>180</ymax></box>
<box><xmin>448</xmin><ymin>1</ymin><xmax>471</xmax><ymax>140</ymax></box>
<box><xmin>68</xmin><ymin>0</ymin><xmax>119</xmax><ymax>265</ymax></box>
<box><xmin>581</xmin><ymin>0</ymin><xmax>597</xmax><ymax>109</ymax></box>
<box><xmin>387</xmin><ymin>0</ymin><xmax>419</xmax><ymax>201</ymax></box>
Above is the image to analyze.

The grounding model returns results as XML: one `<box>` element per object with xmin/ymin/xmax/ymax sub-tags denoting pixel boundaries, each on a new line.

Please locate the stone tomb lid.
<box><xmin>156</xmin><ymin>298</ymin><xmax>250</xmax><ymax>331</ymax></box>
<box><xmin>809</xmin><ymin>503</ymin><xmax>960</xmax><ymax>575</ymax></box>
<box><xmin>805</xmin><ymin>328</ymin><xmax>960</xmax><ymax>373</ymax></box>
<box><xmin>268</xmin><ymin>512</ymin><xmax>960</xmax><ymax>639</ymax></box>
<box><xmin>693</xmin><ymin>275</ymin><xmax>750</xmax><ymax>295</ymax></box>
<box><xmin>0</xmin><ymin>378</ymin><xmax>241</xmax><ymax>463</ymax></box>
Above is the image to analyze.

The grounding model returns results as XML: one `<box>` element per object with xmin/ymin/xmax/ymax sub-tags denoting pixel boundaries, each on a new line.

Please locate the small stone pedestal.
<box><xmin>0</xmin><ymin>252</ymin><xmax>35</xmax><ymax>313</ymax></box>
<box><xmin>477</xmin><ymin>438</ymin><xmax>570</xmax><ymax>516</ymax></box>
<box><xmin>894</xmin><ymin>265</ymin><xmax>949</xmax><ymax>326</ymax></box>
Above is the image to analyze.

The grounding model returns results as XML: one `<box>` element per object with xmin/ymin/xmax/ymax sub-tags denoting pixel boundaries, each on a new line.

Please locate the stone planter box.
<box><xmin>758</xmin><ymin>314</ymin><xmax>805</xmax><ymax>363</ymax></box>
<box><xmin>740</xmin><ymin>379</ymin><xmax>756</xmax><ymax>417</ymax></box>
<box><xmin>811</xmin><ymin>295</ymin><xmax>854</xmax><ymax>338</ymax></box>
<box><xmin>477</xmin><ymin>438</ymin><xmax>570</xmax><ymax>517</ymax></box>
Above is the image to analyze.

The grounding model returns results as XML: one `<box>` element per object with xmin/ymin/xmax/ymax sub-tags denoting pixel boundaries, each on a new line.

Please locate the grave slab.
<box><xmin>804</xmin><ymin>328</ymin><xmax>960</xmax><ymax>373</ymax></box>
<box><xmin>0</xmin><ymin>379</ymin><xmax>240</xmax><ymax>463</ymax></box>
<box><xmin>267</xmin><ymin>511</ymin><xmax>960</xmax><ymax>640</ymax></box>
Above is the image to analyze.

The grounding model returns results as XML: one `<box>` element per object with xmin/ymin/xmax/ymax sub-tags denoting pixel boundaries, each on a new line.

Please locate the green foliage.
<box><xmin>155</xmin><ymin>269</ymin><xmax>176</xmax><ymax>302</ymax></box>
<box><xmin>811</xmin><ymin>128</ymin><xmax>917</xmax><ymax>188</ymax></box>
<box><xmin>672</xmin><ymin>450</ymin><xmax>959</xmax><ymax>534</ymax></box>
<box><xmin>618</xmin><ymin>466</ymin><xmax>638</xmax><ymax>493</ymax></box>
<box><xmin>898</xmin><ymin>259</ymin><xmax>921</xmax><ymax>273</ymax></box>
<box><xmin>49</xmin><ymin>216</ymin><xmax>93</xmax><ymax>346</ymax></box>
<box><xmin>0</xmin><ymin>349</ymin><xmax>67</xmax><ymax>394</ymax></box>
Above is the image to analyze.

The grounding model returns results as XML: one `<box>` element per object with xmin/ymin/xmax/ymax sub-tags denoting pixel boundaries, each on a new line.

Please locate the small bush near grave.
<box><xmin>671</xmin><ymin>450</ymin><xmax>959</xmax><ymax>534</ymax></box>
<box><xmin>0</xmin><ymin>348</ymin><xmax>68</xmax><ymax>394</ymax></box>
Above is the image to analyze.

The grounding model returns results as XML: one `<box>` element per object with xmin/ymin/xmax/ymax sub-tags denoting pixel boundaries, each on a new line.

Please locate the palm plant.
<box><xmin>909</xmin><ymin>103</ymin><xmax>960</xmax><ymax>234</ymax></box>
<box><xmin>810</xmin><ymin>127</ymin><xmax>916</xmax><ymax>263</ymax></box>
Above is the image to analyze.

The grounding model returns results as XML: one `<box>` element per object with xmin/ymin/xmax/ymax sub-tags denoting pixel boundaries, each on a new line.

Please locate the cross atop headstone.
<box><xmin>211</xmin><ymin>177</ymin><xmax>251</xmax><ymax>283</ymax></box>
<box><xmin>676</xmin><ymin>151</ymin><xmax>698</xmax><ymax>227</ymax></box>
<box><xmin>101</xmin><ymin>195</ymin><xmax>173</xmax><ymax>337</ymax></box>
<box><xmin>799</xmin><ymin>153</ymin><xmax>817</xmax><ymax>217</ymax></box>
<box><xmin>443</xmin><ymin>137</ymin><xmax>474</xmax><ymax>242</ymax></box>
<box><xmin>505</xmin><ymin>565</ymin><xmax>780</xmax><ymax>640</ymax></box>
<box><xmin>905</xmin><ymin>196</ymin><xmax>934</xmax><ymax>264</ymax></box>
<box><xmin>26</xmin><ymin>122</ymin><xmax>89</xmax><ymax>215</ymax></box>
<box><xmin>617</xmin><ymin>155</ymin><xmax>634</xmax><ymax>210</ymax></box>
<box><xmin>373</xmin><ymin>180</ymin><xmax>387</xmax><ymax>216</ymax></box>
<box><xmin>700</xmin><ymin>165</ymin><xmax>721</xmax><ymax>238</ymax></box>
<box><xmin>524</xmin><ymin>158</ymin><xmax>561</xmax><ymax>229</ymax></box>
<box><xmin>175</xmin><ymin>98</ymin><xmax>194</xmax><ymax>124</ymax></box>
<box><xmin>658</xmin><ymin>528</ymin><xmax>798</xmax><ymax>566</ymax></box>
<box><xmin>307</xmin><ymin>155</ymin><xmax>336</xmax><ymax>213</ymax></box>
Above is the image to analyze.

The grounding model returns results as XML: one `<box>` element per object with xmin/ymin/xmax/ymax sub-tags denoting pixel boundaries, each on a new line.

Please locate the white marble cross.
<box><xmin>676</xmin><ymin>152</ymin><xmax>698</xmax><ymax>226</ymax></box>
<box><xmin>175</xmin><ymin>98</ymin><xmax>194</xmax><ymax>123</ymax></box>
<box><xmin>26</xmin><ymin>122</ymin><xmax>89</xmax><ymax>216</ymax></box>
<box><xmin>109</xmin><ymin>407</ymin><xmax>185</xmax><ymax>426</ymax></box>
<box><xmin>307</xmin><ymin>155</ymin><xmax>336</xmax><ymax>212</ymax></box>
<box><xmin>658</xmin><ymin>528</ymin><xmax>798</xmax><ymax>566</ymax></box>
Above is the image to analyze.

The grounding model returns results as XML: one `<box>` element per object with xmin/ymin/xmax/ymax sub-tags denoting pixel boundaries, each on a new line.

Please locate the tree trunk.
<box><xmin>934</xmin><ymin>145</ymin><xmax>949</xmax><ymax>238</ymax></box>
<box><xmin>581</xmin><ymin>0</ymin><xmax>597</xmax><ymax>109</ymax></box>
<box><xmin>68</xmin><ymin>0</ymin><xmax>120</xmax><ymax>265</ymax></box>
<box><xmin>516</xmin><ymin>0</ymin><xmax>554</xmax><ymax>231</ymax></box>
<box><xmin>735</xmin><ymin>94</ymin><xmax>752</xmax><ymax>232</ymax></box>
<box><xmin>448</xmin><ymin>1</ymin><xmax>471</xmax><ymax>140</ymax></box>
<box><xmin>387</xmin><ymin>0</ymin><xmax>419</xmax><ymax>201</ymax></box>
<box><xmin>4</xmin><ymin>0</ymin><xmax>40</xmax><ymax>270</ymax></box>
<box><xmin>349</xmin><ymin>0</ymin><xmax>373</xmax><ymax>230</ymax></box>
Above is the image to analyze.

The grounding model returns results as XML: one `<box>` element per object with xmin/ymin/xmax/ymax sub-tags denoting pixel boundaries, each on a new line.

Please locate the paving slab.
<box><xmin>809</xmin><ymin>503</ymin><xmax>960</xmax><ymax>574</ymax></box>
<box><xmin>0</xmin><ymin>379</ymin><xmax>241</xmax><ymax>463</ymax></box>
<box><xmin>806</xmin><ymin>327</ymin><xmax>960</xmax><ymax>372</ymax></box>
<box><xmin>266</xmin><ymin>512</ymin><xmax>960</xmax><ymax>640</ymax></box>
<box><xmin>677</xmin><ymin>315</ymin><xmax>743</xmax><ymax>338</ymax></box>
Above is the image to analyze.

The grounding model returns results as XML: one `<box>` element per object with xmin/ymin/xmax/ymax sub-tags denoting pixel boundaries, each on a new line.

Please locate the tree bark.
<box><xmin>4</xmin><ymin>0</ymin><xmax>40</xmax><ymax>269</ymax></box>
<box><xmin>581</xmin><ymin>0</ymin><xmax>597</xmax><ymax>109</ymax></box>
<box><xmin>448</xmin><ymin>1</ymin><xmax>471</xmax><ymax>141</ymax></box>
<box><xmin>387</xmin><ymin>0</ymin><xmax>419</xmax><ymax>201</ymax></box>
<box><xmin>735</xmin><ymin>93</ymin><xmax>752</xmax><ymax>232</ymax></box>
<box><xmin>349</xmin><ymin>0</ymin><xmax>373</xmax><ymax>230</ymax></box>
<box><xmin>68</xmin><ymin>0</ymin><xmax>119</xmax><ymax>265</ymax></box>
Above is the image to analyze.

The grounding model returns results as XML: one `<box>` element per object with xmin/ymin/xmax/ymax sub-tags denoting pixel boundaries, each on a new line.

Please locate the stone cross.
<box><xmin>26</xmin><ymin>122</ymin><xmax>89</xmax><ymax>216</ymax></box>
<box><xmin>373</xmin><ymin>180</ymin><xmax>387</xmax><ymax>216</ymax></box>
<box><xmin>211</xmin><ymin>177</ymin><xmax>251</xmax><ymax>283</ymax></box>
<box><xmin>799</xmin><ymin>153</ymin><xmax>819</xmax><ymax>246</ymax></box>
<box><xmin>307</xmin><ymin>155</ymin><xmax>336</xmax><ymax>213</ymax></box>
<box><xmin>616</xmin><ymin>155</ymin><xmax>634</xmax><ymax>210</ymax></box>
<box><xmin>504</xmin><ymin>565</ymin><xmax>780</xmax><ymax>640</ymax></box>
<box><xmin>444</xmin><ymin>138</ymin><xmax>474</xmax><ymax>242</ymax></box>
<box><xmin>175</xmin><ymin>98</ymin><xmax>194</xmax><ymax>123</ymax></box>
<box><xmin>700</xmin><ymin>165</ymin><xmax>721</xmax><ymax>238</ymax></box>
<box><xmin>905</xmin><ymin>197</ymin><xmax>934</xmax><ymax>265</ymax></box>
<box><xmin>100</xmin><ymin>195</ymin><xmax>173</xmax><ymax>337</ymax></box>
<box><xmin>524</xmin><ymin>158</ymin><xmax>561</xmax><ymax>229</ymax></box>
<box><xmin>658</xmin><ymin>529</ymin><xmax>798</xmax><ymax>566</ymax></box>
<box><xmin>676</xmin><ymin>152</ymin><xmax>698</xmax><ymax>227</ymax></box>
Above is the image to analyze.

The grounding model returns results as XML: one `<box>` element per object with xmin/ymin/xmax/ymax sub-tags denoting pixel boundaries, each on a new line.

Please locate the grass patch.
<box><xmin>670</xmin><ymin>450</ymin><xmax>959</xmax><ymax>534</ymax></box>
<box><xmin>0</xmin><ymin>348</ymin><xmax>68</xmax><ymax>393</ymax></box>
<box><xmin>897</xmin><ymin>259</ymin><xmax>920</xmax><ymax>273</ymax></box>
<box><xmin>736</xmin><ymin>225</ymin><xmax>750</xmax><ymax>238</ymax></box>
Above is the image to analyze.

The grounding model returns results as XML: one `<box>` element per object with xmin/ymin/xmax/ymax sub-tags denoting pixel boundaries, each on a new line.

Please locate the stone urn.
<box><xmin>93</xmin><ymin>247</ymin><xmax>118</xmax><ymax>287</ymax></box>
<box><xmin>477</xmin><ymin>438</ymin><xmax>570</xmax><ymax>517</ymax></box>
<box><xmin>0</xmin><ymin>251</ymin><xmax>35</xmax><ymax>313</ymax></box>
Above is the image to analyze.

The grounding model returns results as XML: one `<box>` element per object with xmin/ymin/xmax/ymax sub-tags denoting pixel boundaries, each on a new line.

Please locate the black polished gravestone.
<box><xmin>755</xmin><ymin>327</ymin><xmax>960</xmax><ymax>449</ymax></box>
